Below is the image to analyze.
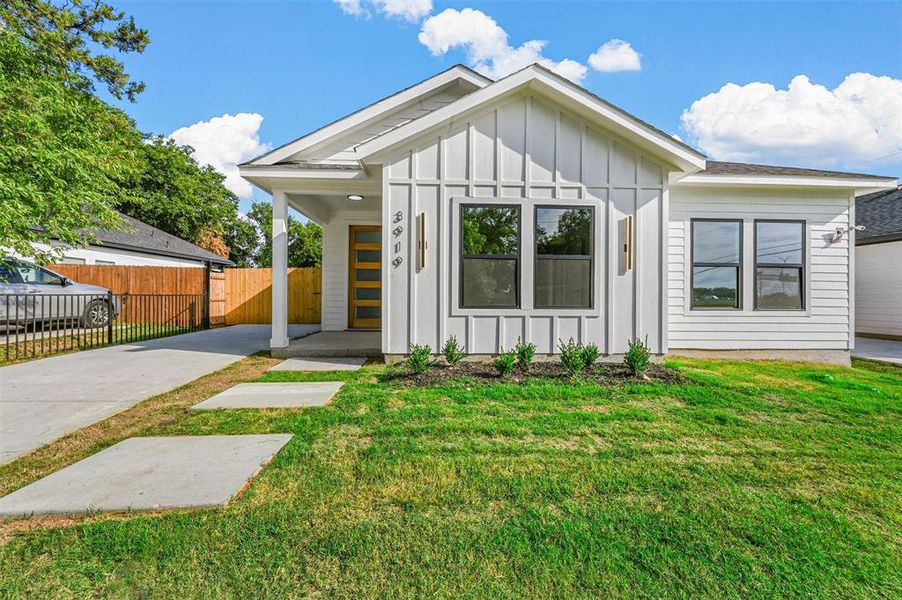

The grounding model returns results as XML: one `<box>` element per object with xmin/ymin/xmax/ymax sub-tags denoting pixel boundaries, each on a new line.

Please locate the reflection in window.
<box><xmin>460</xmin><ymin>205</ymin><xmax>520</xmax><ymax>308</ymax></box>
<box><xmin>691</xmin><ymin>220</ymin><xmax>741</xmax><ymax>309</ymax></box>
<box><xmin>756</xmin><ymin>221</ymin><xmax>804</xmax><ymax>310</ymax></box>
<box><xmin>535</xmin><ymin>207</ymin><xmax>592</xmax><ymax>308</ymax></box>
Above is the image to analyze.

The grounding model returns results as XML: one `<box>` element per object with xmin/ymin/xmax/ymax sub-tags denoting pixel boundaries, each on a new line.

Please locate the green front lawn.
<box><xmin>1</xmin><ymin>357</ymin><xmax>900</xmax><ymax>597</ymax></box>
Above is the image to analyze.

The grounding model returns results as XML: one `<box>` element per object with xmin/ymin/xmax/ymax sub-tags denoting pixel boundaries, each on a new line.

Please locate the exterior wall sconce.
<box><xmin>416</xmin><ymin>212</ymin><xmax>427</xmax><ymax>271</ymax></box>
<box><xmin>832</xmin><ymin>225</ymin><xmax>865</xmax><ymax>243</ymax></box>
<box><xmin>622</xmin><ymin>215</ymin><xmax>634</xmax><ymax>272</ymax></box>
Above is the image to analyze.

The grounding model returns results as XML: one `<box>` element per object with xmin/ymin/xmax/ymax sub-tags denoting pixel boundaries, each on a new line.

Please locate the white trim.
<box><xmin>676</xmin><ymin>173</ymin><xmax>897</xmax><ymax>191</ymax></box>
<box><xmin>355</xmin><ymin>65</ymin><xmax>706</xmax><ymax>172</ymax></box>
<box><xmin>250</xmin><ymin>66</ymin><xmax>490</xmax><ymax>166</ymax></box>
<box><xmin>239</xmin><ymin>166</ymin><xmax>368</xmax><ymax>180</ymax></box>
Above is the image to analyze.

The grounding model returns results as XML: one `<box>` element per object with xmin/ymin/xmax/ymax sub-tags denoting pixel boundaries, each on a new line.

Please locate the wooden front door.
<box><xmin>348</xmin><ymin>225</ymin><xmax>382</xmax><ymax>329</ymax></box>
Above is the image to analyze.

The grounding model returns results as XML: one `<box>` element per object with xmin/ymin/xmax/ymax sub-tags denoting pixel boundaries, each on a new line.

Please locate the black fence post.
<box><xmin>202</xmin><ymin>261</ymin><xmax>211</xmax><ymax>330</ymax></box>
<box><xmin>107</xmin><ymin>291</ymin><xmax>114</xmax><ymax>345</ymax></box>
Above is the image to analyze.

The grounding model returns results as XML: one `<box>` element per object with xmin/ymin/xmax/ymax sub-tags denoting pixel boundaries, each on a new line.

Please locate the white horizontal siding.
<box><xmin>668</xmin><ymin>187</ymin><xmax>852</xmax><ymax>350</ymax></box>
<box><xmin>855</xmin><ymin>241</ymin><xmax>902</xmax><ymax>337</ymax></box>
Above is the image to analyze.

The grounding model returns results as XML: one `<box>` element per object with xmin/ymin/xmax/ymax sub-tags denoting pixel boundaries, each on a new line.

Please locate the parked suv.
<box><xmin>0</xmin><ymin>258</ymin><xmax>120</xmax><ymax>328</ymax></box>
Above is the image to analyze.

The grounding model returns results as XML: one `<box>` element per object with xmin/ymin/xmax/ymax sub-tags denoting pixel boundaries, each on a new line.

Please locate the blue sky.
<box><xmin>111</xmin><ymin>1</ymin><xmax>902</xmax><ymax>212</ymax></box>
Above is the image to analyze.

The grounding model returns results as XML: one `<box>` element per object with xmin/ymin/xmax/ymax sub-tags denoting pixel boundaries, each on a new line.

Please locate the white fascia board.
<box><xmin>676</xmin><ymin>173</ymin><xmax>898</xmax><ymax>192</ymax></box>
<box><xmin>239</xmin><ymin>166</ymin><xmax>367</xmax><ymax>180</ymax></box>
<box><xmin>249</xmin><ymin>66</ymin><xmax>490</xmax><ymax>166</ymax></box>
<box><xmin>355</xmin><ymin>65</ymin><xmax>707</xmax><ymax>172</ymax></box>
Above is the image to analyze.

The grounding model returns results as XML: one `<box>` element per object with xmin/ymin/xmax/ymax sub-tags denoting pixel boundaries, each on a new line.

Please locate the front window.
<box><xmin>460</xmin><ymin>205</ymin><xmax>520</xmax><ymax>308</ymax></box>
<box><xmin>535</xmin><ymin>206</ymin><xmax>593</xmax><ymax>308</ymax></box>
<box><xmin>691</xmin><ymin>219</ymin><xmax>742</xmax><ymax>309</ymax></box>
<box><xmin>755</xmin><ymin>220</ymin><xmax>805</xmax><ymax>310</ymax></box>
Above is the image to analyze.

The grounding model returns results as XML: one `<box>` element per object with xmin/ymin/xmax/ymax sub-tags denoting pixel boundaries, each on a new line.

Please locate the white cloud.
<box><xmin>169</xmin><ymin>113</ymin><xmax>270</xmax><ymax>199</ymax></box>
<box><xmin>681</xmin><ymin>73</ymin><xmax>902</xmax><ymax>169</ymax></box>
<box><xmin>588</xmin><ymin>39</ymin><xmax>641</xmax><ymax>73</ymax></box>
<box><xmin>418</xmin><ymin>8</ymin><xmax>587</xmax><ymax>82</ymax></box>
<box><xmin>334</xmin><ymin>0</ymin><xmax>368</xmax><ymax>18</ymax></box>
<box><xmin>333</xmin><ymin>0</ymin><xmax>431</xmax><ymax>21</ymax></box>
<box><xmin>373</xmin><ymin>0</ymin><xmax>431</xmax><ymax>21</ymax></box>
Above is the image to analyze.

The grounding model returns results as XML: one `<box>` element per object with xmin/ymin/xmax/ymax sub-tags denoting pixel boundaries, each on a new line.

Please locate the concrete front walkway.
<box><xmin>853</xmin><ymin>336</ymin><xmax>902</xmax><ymax>366</ymax></box>
<box><xmin>0</xmin><ymin>325</ymin><xmax>317</xmax><ymax>465</ymax></box>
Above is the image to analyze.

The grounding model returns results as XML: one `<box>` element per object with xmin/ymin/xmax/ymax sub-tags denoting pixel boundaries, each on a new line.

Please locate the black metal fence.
<box><xmin>2</xmin><ymin>292</ymin><xmax>207</xmax><ymax>363</ymax></box>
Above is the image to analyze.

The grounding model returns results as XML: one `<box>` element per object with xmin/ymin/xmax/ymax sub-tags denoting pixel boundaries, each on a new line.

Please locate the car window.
<box><xmin>0</xmin><ymin>262</ymin><xmax>23</xmax><ymax>284</ymax></box>
<box><xmin>17</xmin><ymin>264</ymin><xmax>64</xmax><ymax>285</ymax></box>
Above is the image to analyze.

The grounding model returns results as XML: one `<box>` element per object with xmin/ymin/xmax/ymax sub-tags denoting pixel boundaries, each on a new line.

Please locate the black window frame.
<box><xmin>533</xmin><ymin>204</ymin><xmax>594</xmax><ymax>309</ymax></box>
<box><xmin>459</xmin><ymin>203</ymin><xmax>522</xmax><ymax>309</ymax></box>
<box><xmin>753</xmin><ymin>219</ymin><xmax>806</xmax><ymax>311</ymax></box>
<box><xmin>690</xmin><ymin>218</ymin><xmax>743</xmax><ymax>311</ymax></box>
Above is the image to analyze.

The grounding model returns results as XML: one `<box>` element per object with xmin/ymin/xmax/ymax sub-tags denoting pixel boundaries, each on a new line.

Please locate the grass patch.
<box><xmin>0</xmin><ymin>357</ymin><xmax>900</xmax><ymax>597</ymax></box>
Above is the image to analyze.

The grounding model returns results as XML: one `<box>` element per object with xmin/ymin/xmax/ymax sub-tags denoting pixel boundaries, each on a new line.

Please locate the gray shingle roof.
<box><xmin>856</xmin><ymin>186</ymin><xmax>902</xmax><ymax>245</ymax></box>
<box><xmin>704</xmin><ymin>161</ymin><xmax>894</xmax><ymax>180</ymax></box>
<box><xmin>85</xmin><ymin>213</ymin><xmax>234</xmax><ymax>266</ymax></box>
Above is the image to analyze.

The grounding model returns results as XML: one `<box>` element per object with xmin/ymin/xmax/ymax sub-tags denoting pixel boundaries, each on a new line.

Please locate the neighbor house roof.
<box><xmin>82</xmin><ymin>213</ymin><xmax>234</xmax><ymax>266</ymax></box>
<box><xmin>855</xmin><ymin>186</ymin><xmax>902</xmax><ymax>245</ymax></box>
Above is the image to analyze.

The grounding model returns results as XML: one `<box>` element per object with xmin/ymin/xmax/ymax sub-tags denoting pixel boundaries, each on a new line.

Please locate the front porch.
<box><xmin>271</xmin><ymin>331</ymin><xmax>382</xmax><ymax>358</ymax></box>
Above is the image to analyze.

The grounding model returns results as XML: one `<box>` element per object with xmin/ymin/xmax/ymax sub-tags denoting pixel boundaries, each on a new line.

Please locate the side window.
<box><xmin>18</xmin><ymin>264</ymin><xmax>64</xmax><ymax>286</ymax></box>
<box><xmin>691</xmin><ymin>219</ymin><xmax>742</xmax><ymax>310</ymax></box>
<box><xmin>460</xmin><ymin>205</ymin><xmax>520</xmax><ymax>308</ymax></box>
<box><xmin>535</xmin><ymin>206</ymin><xmax>593</xmax><ymax>308</ymax></box>
<box><xmin>755</xmin><ymin>220</ymin><xmax>805</xmax><ymax>310</ymax></box>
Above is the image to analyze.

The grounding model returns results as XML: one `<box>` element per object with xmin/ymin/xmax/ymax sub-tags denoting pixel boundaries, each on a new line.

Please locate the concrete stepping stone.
<box><xmin>190</xmin><ymin>382</ymin><xmax>343</xmax><ymax>410</ymax></box>
<box><xmin>269</xmin><ymin>357</ymin><xmax>366</xmax><ymax>372</ymax></box>
<box><xmin>0</xmin><ymin>434</ymin><xmax>292</xmax><ymax>519</ymax></box>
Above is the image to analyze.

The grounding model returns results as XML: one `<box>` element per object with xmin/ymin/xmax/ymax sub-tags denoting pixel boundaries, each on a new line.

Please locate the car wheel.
<box><xmin>82</xmin><ymin>299</ymin><xmax>111</xmax><ymax>328</ymax></box>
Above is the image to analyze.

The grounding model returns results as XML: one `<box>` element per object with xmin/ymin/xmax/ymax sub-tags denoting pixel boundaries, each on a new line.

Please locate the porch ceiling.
<box><xmin>287</xmin><ymin>192</ymin><xmax>382</xmax><ymax>225</ymax></box>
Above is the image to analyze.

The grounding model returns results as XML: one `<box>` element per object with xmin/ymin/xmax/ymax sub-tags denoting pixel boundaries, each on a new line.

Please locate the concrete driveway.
<box><xmin>0</xmin><ymin>325</ymin><xmax>318</xmax><ymax>464</ymax></box>
<box><xmin>853</xmin><ymin>336</ymin><xmax>902</xmax><ymax>366</ymax></box>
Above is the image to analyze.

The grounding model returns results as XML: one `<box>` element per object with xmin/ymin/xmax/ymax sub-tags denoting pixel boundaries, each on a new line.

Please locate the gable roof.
<box><xmin>354</xmin><ymin>63</ymin><xmax>707</xmax><ymax>172</ymax></box>
<box><xmin>246</xmin><ymin>65</ymin><xmax>490</xmax><ymax>166</ymax></box>
<box><xmin>856</xmin><ymin>186</ymin><xmax>902</xmax><ymax>245</ymax></box>
<box><xmin>84</xmin><ymin>213</ymin><xmax>234</xmax><ymax>266</ymax></box>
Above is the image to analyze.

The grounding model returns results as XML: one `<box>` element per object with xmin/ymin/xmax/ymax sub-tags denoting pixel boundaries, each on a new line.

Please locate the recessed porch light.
<box><xmin>347</xmin><ymin>194</ymin><xmax>364</xmax><ymax>202</ymax></box>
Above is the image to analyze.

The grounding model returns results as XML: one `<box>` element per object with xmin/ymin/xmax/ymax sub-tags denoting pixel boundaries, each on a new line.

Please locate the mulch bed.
<box><xmin>384</xmin><ymin>360</ymin><xmax>684</xmax><ymax>387</ymax></box>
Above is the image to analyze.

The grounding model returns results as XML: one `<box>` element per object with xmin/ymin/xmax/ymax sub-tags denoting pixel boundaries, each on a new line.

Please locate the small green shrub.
<box><xmin>407</xmin><ymin>343</ymin><xmax>434</xmax><ymax>374</ymax></box>
<box><xmin>624</xmin><ymin>337</ymin><xmax>651</xmax><ymax>375</ymax></box>
<box><xmin>493</xmin><ymin>348</ymin><xmax>517</xmax><ymax>377</ymax></box>
<box><xmin>558</xmin><ymin>338</ymin><xmax>584</xmax><ymax>378</ymax></box>
<box><xmin>581</xmin><ymin>343</ymin><xmax>600</xmax><ymax>370</ymax></box>
<box><xmin>515</xmin><ymin>338</ymin><xmax>536</xmax><ymax>370</ymax></box>
<box><xmin>441</xmin><ymin>336</ymin><xmax>466</xmax><ymax>366</ymax></box>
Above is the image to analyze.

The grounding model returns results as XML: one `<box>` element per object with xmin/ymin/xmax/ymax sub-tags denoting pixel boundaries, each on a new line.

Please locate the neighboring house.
<box><xmin>854</xmin><ymin>186</ymin><xmax>902</xmax><ymax>340</ymax></box>
<box><xmin>239</xmin><ymin>64</ymin><xmax>896</xmax><ymax>364</ymax></box>
<box><xmin>24</xmin><ymin>213</ymin><xmax>234</xmax><ymax>268</ymax></box>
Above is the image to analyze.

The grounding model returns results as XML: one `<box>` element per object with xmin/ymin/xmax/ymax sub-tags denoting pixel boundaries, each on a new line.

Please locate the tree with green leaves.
<box><xmin>0</xmin><ymin>0</ymin><xmax>149</xmax><ymax>260</ymax></box>
<box><xmin>246</xmin><ymin>202</ymin><xmax>322</xmax><ymax>268</ymax></box>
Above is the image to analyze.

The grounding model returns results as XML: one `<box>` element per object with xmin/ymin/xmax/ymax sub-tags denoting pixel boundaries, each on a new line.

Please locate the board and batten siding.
<box><xmin>667</xmin><ymin>187</ymin><xmax>853</xmax><ymax>350</ymax></box>
<box><xmin>381</xmin><ymin>92</ymin><xmax>668</xmax><ymax>355</ymax></box>
<box><xmin>321</xmin><ymin>210</ymin><xmax>380</xmax><ymax>331</ymax></box>
<box><xmin>855</xmin><ymin>240</ymin><xmax>902</xmax><ymax>338</ymax></box>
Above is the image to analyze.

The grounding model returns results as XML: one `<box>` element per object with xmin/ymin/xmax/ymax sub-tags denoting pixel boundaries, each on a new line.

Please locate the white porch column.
<box><xmin>270</xmin><ymin>190</ymin><xmax>289</xmax><ymax>349</ymax></box>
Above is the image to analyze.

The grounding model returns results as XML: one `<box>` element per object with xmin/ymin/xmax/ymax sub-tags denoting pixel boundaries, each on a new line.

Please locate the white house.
<box><xmin>22</xmin><ymin>213</ymin><xmax>234</xmax><ymax>268</ymax></box>
<box><xmin>855</xmin><ymin>186</ymin><xmax>902</xmax><ymax>340</ymax></box>
<box><xmin>239</xmin><ymin>64</ymin><xmax>896</xmax><ymax>364</ymax></box>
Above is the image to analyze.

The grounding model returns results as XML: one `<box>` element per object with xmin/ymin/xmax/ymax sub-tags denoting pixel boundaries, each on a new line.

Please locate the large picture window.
<box><xmin>460</xmin><ymin>205</ymin><xmax>520</xmax><ymax>308</ymax></box>
<box><xmin>691</xmin><ymin>219</ymin><xmax>742</xmax><ymax>309</ymax></box>
<box><xmin>535</xmin><ymin>206</ymin><xmax>593</xmax><ymax>308</ymax></box>
<box><xmin>755</xmin><ymin>220</ymin><xmax>805</xmax><ymax>310</ymax></box>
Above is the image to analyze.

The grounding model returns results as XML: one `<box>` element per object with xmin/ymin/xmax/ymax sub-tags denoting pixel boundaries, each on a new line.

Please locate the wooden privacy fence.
<box><xmin>224</xmin><ymin>268</ymin><xmax>321</xmax><ymax>325</ymax></box>
<box><xmin>49</xmin><ymin>264</ymin><xmax>209</xmax><ymax>327</ymax></box>
<box><xmin>47</xmin><ymin>264</ymin><xmax>322</xmax><ymax>326</ymax></box>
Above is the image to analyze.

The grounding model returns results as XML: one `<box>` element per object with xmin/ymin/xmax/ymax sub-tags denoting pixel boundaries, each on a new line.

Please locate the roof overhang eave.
<box><xmin>674</xmin><ymin>173</ymin><xmax>898</xmax><ymax>194</ymax></box>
